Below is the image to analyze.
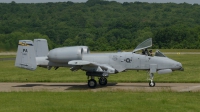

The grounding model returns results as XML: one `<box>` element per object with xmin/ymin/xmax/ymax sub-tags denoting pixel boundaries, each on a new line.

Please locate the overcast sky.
<box><xmin>0</xmin><ymin>0</ymin><xmax>199</xmax><ymax>4</ymax></box>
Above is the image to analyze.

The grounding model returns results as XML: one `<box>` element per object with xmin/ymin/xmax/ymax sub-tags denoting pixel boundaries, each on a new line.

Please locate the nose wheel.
<box><xmin>148</xmin><ymin>73</ymin><xmax>156</xmax><ymax>87</ymax></box>
<box><xmin>149</xmin><ymin>81</ymin><xmax>155</xmax><ymax>87</ymax></box>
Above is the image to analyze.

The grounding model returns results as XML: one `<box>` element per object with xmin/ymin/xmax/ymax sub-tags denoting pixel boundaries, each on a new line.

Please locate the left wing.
<box><xmin>68</xmin><ymin>60</ymin><xmax>116</xmax><ymax>74</ymax></box>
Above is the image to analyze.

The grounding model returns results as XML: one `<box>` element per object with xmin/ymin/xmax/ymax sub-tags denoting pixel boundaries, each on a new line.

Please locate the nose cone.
<box><xmin>176</xmin><ymin>62</ymin><xmax>184</xmax><ymax>71</ymax></box>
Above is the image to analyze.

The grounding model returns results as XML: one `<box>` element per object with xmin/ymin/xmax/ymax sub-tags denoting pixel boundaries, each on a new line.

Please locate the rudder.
<box><xmin>15</xmin><ymin>40</ymin><xmax>37</xmax><ymax>70</ymax></box>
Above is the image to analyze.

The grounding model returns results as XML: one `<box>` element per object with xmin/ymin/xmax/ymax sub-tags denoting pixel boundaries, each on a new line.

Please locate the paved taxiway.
<box><xmin>0</xmin><ymin>83</ymin><xmax>200</xmax><ymax>92</ymax></box>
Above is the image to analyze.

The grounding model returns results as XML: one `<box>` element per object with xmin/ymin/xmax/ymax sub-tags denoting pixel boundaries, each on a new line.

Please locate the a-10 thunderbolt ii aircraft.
<box><xmin>15</xmin><ymin>38</ymin><xmax>184</xmax><ymax>88</ymax></box>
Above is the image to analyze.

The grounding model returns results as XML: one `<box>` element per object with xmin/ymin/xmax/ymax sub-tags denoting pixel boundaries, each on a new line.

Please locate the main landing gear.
<box><xmin>99</xmin><ymin>77</ymin><xmax>107</xmax><ymax>86</ymax></box>
<box><xmin>87</xmin><ymin>77</ymin><xmax>108</xmax><ymax>88</ymax></box>
<box><xmin>149</xmin><ymin>73</ymin><xmax>155</xmax><ymax>87</ymax></box>
<box><xmin>88</xmin><ymin>79</ymin><xmax>97</xmax><ymax>88</ymax></box>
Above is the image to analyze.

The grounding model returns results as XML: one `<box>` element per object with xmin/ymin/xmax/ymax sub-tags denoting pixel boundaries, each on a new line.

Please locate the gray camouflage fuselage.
<box><xmin>36</xmin><ymin>52</ymin><xmax>182</xmax><ymax>74</ymax></box>
<box><xmin>15</xmin><ymin>38</ymin><xmax>184</xmax><ymax>88</ymax></box>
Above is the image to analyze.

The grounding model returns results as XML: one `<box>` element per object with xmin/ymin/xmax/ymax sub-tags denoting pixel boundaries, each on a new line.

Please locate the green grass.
<box><xmin>0</xmin><ymin>55</ymin><xmax>15</xmax><ymax>58</ymax></box>
<box><xmin>0</xmin><ymin>91</ymin><xmax>199</xmax><ymax>112</ymax></box>
<box><xmin>115</xmin><ymin>49</ymin><xmax>200</xmax><ymax>52</ymax></box>
<box><xmin>156</xmin><ymin>49</ymin><xmax>200</xmax><ymax>52</ymax></box>
<box><xmin>0</xmin><ymin>54</ymin><xmax>200</xmax><ymax>83</ymax></box>
<box><xmin>0</xmin><ymin>53</ymin><xmax>200</xmax><ymax>112</ymax></box>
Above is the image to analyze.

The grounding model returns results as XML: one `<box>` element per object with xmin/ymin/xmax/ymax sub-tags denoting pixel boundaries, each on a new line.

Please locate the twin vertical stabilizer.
<box><xmin>15</xmin><ymin>39</ymin><xmax>49</xmax><ymax>70</ymax></box>
<box><xmin>34</xmin><ymin>39</ymin><xmax>49</xmax><ymax>57</ymax></box>
<box><xmin>15</xmin><ymin>40</ymin><xmax>37</xmax><ymax>70</ymax></box>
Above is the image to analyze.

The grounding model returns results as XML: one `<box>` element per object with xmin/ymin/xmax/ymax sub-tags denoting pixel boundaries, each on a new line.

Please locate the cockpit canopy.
<box><xmin>155</xmin><ymin>50</ymin><xmax>167</xmax><ymax>57</ymax></box>
<box><xmin>132</xmin><ymin>38</ymin><xmax>152</xmax><ymax>53</ymax></box>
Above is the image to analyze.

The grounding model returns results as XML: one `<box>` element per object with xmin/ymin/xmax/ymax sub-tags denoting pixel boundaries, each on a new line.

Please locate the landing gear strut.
<box><xmin>149</xmin><ymin>73</ymin><xmax>155</xmax><ymax>87</ymax></box>
<box><xmin>99</xmin><ymin>77</ymin><xmax>107</xmax><ymax>86</ymax></box>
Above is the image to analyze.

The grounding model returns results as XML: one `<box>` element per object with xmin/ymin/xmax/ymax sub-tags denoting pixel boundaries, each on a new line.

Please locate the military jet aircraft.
<box><xmin>15</xmin><ymin>38</ymin><xmax>184</xmax><ymax>88</ymax></box>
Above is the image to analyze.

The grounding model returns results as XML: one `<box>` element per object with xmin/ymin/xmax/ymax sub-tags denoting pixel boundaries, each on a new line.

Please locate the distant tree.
<box><xmin>0</xmin><ymin>2</ymin><xmax>200</xmax><ymax>51</ymax></box>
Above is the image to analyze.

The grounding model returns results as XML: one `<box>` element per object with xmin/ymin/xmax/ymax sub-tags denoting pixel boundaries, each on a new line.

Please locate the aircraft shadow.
<box><xmin>12</xmin><ymin>83</ymin><xmax>171</xmax><ymax>91</ymax></box>
<box><xmin>64</xmin><ymin>83</ymin><xmax>118</xmax><ymax>90</ymax></box>
<box><xmin>13</xmin><ymin>84</ymin><xmax>44</xmax><ymax>87</ymax></box>
<box><xmin>12</xmin><ymin>83</ymin><xmax>118</xmax><ymax>91</ymax></box>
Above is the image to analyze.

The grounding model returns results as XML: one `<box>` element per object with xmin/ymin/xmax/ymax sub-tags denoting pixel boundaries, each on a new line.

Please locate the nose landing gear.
<box><xmin>149</xmin><ymin>73</ymin><xmax>155</xmax><ymax>87</ymax></box>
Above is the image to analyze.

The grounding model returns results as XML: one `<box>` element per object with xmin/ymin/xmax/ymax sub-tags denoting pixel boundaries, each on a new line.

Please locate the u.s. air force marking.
<box><xmin>126</xmin><ymin>58</ymin><xmax>131</xmax><ymax>63</ymax></box>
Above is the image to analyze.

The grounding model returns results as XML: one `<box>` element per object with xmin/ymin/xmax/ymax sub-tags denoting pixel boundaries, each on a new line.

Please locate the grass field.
<box><xmin>92</xmin><ymin>49</ymin><xmax>200</xmax><ymax>53</ymax></box>
<box><xmin>0</xmin><ymin>52</ymin><xmax>200</xmax><ymax>112</ymax></box>
<box><xmin>0</xmin><ymin>54</ymin><xmax>199</xmax><ymax>83</ymax></box>
<box><xmin>0</xmin><ymin>55</ymin><xmax>15</xmax><ymax>58</ymax></box>
<box><xmin>0</xmin><ymin>91</ymin><xmax>200</xmax><ymax>112</ymax></box>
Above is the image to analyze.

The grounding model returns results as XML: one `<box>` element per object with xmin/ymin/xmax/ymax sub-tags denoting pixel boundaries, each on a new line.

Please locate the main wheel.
<box><xmin>149</xmin><ymin>81</ymin><xmax>155</xmax><ymax>87</ymax></box>
<box><xmin>99</xmin><ymin>77</ymin><xmax>107</xmax><ymax>86</ymax></box>
<box><xmin>88</xmin><ymin>79</ymin><xmax>97</xmax><ymax>88</ymax></box>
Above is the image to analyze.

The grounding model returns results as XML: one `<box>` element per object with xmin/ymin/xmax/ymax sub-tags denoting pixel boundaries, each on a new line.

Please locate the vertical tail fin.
<box><xmin>15</xmin><ymin>40</ymin><xmax>37</xmax><ymax>70</ymax></box>
<box><xmin>34</xmin><ymin>39</ymin><xmax>49</xmax><ymax>57</ymax></box>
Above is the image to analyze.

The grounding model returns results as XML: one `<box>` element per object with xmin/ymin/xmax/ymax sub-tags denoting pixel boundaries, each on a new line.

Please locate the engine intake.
<box><xmin>79</xmin><ymin>46</ymin><xmax>90</xmax><ymax>54</ymax></box>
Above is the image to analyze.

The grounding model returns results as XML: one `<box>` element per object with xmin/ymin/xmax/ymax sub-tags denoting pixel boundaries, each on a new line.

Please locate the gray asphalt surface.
<box><xmin>0</xmin><ymin>83</ymin><xmax>200</xmax><ymax>92</ymax></box>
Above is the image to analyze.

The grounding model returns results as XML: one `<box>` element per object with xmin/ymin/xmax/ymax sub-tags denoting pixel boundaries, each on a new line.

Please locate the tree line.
<box><xmin>0</xmin><ymin>0</ymin><xmax>200</xmax><ymax>51</ymax></box>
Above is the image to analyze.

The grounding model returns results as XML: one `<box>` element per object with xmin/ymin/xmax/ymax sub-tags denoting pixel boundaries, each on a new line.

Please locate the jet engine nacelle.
<box><xmin>47</xmin><ymin>46</ymin><xmax>89</xmax><ymax>63</ymax></box>
<box><xmin>157</xmin><ymin>69</ymin><xmax>172</xmax><ymax>74</ymax></box>
<box><xmin>79</xmin><ymin>46</ymin><xmax>90</xmax><ymax>54</ymax></box>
